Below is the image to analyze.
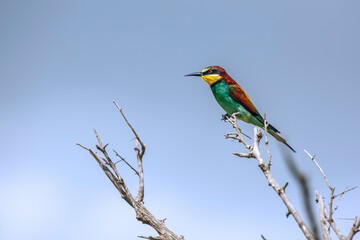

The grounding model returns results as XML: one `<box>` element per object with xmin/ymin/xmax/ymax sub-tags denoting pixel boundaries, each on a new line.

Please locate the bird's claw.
<box><xmin>221</xmin><ymin>113</ymin><xmax>230</xmax><ymax>122</ymax></box>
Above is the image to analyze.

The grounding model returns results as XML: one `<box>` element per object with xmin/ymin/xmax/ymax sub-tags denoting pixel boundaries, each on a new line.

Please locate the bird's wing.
<box><xmin>228</xmin><ymin>84</ymin><xmax>280</xmax><ymax>133</ymax></box>
<box><xmin>228</xmin><ymin>84</ymin><xmax>262</xmax><ymax>119</ymax></box>
<box><xmin>229</xmin><ymin>84</ymin><xmax>280</xmax><ymax>133</ymax></box>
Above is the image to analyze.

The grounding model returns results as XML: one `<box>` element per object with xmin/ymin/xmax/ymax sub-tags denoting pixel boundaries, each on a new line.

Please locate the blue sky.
<box><xmin>0</xmin><ymin>1</ymin><xmax>359</xmax><ymax>239</ymax></box>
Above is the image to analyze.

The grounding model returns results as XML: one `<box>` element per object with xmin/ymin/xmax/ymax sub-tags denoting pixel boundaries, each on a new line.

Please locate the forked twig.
<box><xmin>305</xmin><ymin>150</ymin><xmax>359</xmax><ymax>240</ymax></box>
<box><xmin>77</xmin><ymin>102</ymin><xmax>183</xmax><ymax>240</ymax></box>
<box><xmin>226</xmin><ymin>117</ymin><xmax>317</xmax><ymax>240</ymax></box>
<box><xmin>113</xmin><ymin>100</ymin><xmax>145</xmax><ymax>202</ymax></box>
<box><xmin>113</xmin><ymin>149</ymin><xmax>139</xmax><ymax>175</ymax></box>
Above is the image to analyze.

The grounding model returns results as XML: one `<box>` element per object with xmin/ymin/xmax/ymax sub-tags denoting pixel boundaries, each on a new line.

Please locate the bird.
<box><xmin>185</xmin><ymin>65</ymin><xmax>296</xmax><ymax>153</ymax></box>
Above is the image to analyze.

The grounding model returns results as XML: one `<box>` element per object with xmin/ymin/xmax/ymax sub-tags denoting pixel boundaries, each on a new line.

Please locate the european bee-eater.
<box><xmin>185</xmin><ymin>66</ymin><xmax>295</xmax><ymax>153</ymax></box>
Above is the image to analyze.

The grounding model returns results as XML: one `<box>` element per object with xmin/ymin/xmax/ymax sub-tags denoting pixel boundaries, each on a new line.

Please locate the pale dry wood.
<box><xmin>226</xmin><ymin>115</ymin><xmax>317</xmax><ymax>240</ymax></box>
<box><xmin>304</xmin><ymin>150</ymin><xmax>332</xmax><ymax>190</ymax></box>
<box><xmin>316</xmin><ymin>191</ymin><xmax>331</xmax><ymax>240</ymax></box>
<box><xmin>113</xmin><ymin>100</ymin><xmax>145</xmax><ymax>203</ymax></box>
<box><xmin>113</xmin><ymin>149</ymin><xmax>139</xmax><ymax>175</ymax></box>
<box><xmin>77</xmin><ymin>103</ymin><xmax>183</xmax><ymax>240</ymax></box>
<box><xmin>263</xmin><ymin>114</ymin><xmax>272</xmax><ymax>169</ymax></box>
<box><xmin>346</xmin><ymin>217</ymin><xmax>360</xmax><ymax>240</ymax></box>
<box><xmin>305</xmin><ymin>150</ymin><xmax>359</xmax><ymax>240</ymax></box>
<box><xmin>333</xmin><ymin>186</ymin><xmax>358</xmax><ymax>214</ymax></box>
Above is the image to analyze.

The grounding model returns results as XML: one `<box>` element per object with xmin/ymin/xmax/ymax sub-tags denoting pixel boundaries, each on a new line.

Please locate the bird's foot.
<box><xmin>231</xmin><ymin>112</ymin><xmax>241</xmax><ymax>119</ymax></box>
<box><xmin>221</xmin><ymin>113</ymin><xmax>230</xmax><ymax>122</ymax></box>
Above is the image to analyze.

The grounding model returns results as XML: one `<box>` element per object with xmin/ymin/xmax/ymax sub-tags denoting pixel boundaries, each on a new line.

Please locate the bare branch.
<box><xmin>305</xmin><ymin>150</ymin><xmax>359</xmax><ymax>240</ymax></box>
<box><xmin>113</xmin><ymin>100</ymin><xmax>145</xmax><ymax>152</ymax></box>
<box><xmin>226</xmin><ymin>119</ymin><xmax>317</xmax><ymax>240</ymax></box>
<box><xmin>139</xmin><ymin>235</ymin><xmax>184</xmax><ymax>240</ymax></box>
<box><xmin>94</xmin><ymin>128</ymin><xmax>104</xmax><ymax>148</ymax></box>
<box><xmin>225</xmin><ymin>133</ymin><xmax>242</xmax><ymax>142</ymax></box>
<box><xmin>323</xmin><ymin>206</ymin><xmax>346</xmax><ymax>240</ymax></box>
<box><xmin>113</xmin><ymin>101</ymin><xmax>145</xmax><ymax>203</ymax></box>
<box><xmin>334</xmin><ymin>186</ymin><xmax>358</xmax><ymax>199</ymax></box>
<box><xmin>346</xmin><ymin>217</ymin><xmax>360</xmax><ymax>240</ymax></box>
<box><xmin>234</xmin><ymin>151</ymin><xmax>254</xmax><ymax>158</ymax></box>
<box><xmin>85</xmin><ymin>145</ymin><xmax>133</xmax><ymax>206</ymax></box>
<box><xmin>316</xmin><ymin>191</ymin><xmax>331</xmax><ymax>240</ymax></box>
<box><xmin>226</xmin><ymin>113</ymin><xmax>251</xmax><ymax>150</ymax></box>
<box><xmin>263</xmin><ymin>114</ymin><xmax>272</xmax><ymax>169</ymax></box>
<box><xmin>76</xmin><ymin>143</ymin><xmax>90</xmax><ymax>151</ymax></box>
<box><xmin>333</xmin><ymin>186</ymin><xmax>358</xmax><ymax>216</ymax></box>
<box><xmin>138</xmin><ymin>236</ymin><xmax>164</xmax><ymax>240</ymax></box>
<box><xmin>113</xmin><ymin>149</ymin><xmax>139</xmax><ymax>176</ymax></box>
<box><xmin>282</xmin><ymin>182</ymin><xmax>289</xmax><ymax>193</ymax></box>
<box><xmin>78</xmin><ymin>106</ymin><xmax>182</xmax><ymax>240</ymax></box>
<box><xmin>304</xmin><ymin>150</ymin><xmax>332</xmax><ymax>190</ymax></box>
<box><xmin>134</xmin><ymin>139</ymin><xmax>145</xmax><ymax>203</ymax></box>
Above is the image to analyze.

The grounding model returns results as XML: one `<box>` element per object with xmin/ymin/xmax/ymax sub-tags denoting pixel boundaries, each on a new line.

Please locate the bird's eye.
<box><xmin>208</xmin><ymin>70</ymin><xmax>213</xmax><ymax>74</ymax></box>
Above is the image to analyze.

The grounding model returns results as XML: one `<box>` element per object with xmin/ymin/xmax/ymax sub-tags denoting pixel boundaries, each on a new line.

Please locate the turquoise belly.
<box><xmin>210</xmin><ymin>80</ymin><xmax>263</xmax><ymax>127</ymax></box>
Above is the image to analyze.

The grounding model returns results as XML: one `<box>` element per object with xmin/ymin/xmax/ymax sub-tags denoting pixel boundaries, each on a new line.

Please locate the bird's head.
<box><xmin>185</xmin><ymin>66</ymin><xmax>226</xmax><ymax>86</ymax></box>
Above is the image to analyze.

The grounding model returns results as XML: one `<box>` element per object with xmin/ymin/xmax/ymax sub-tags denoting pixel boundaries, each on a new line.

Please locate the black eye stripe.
<box><xmin>204</xmin><ymin>69</ymin><xmax>220</xmax><ymax>75</ymax></box>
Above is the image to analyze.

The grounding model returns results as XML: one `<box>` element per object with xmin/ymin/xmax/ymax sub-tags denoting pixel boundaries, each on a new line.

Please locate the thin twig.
<box><xmin>113</xmin><ymin>149</ymin><xmax>139</xmax><ymax>175</ymax></box>
<box><xmin>113</xmin><ymin>101</ymin><xmax>145</xmax><ymax>203</ymax></box>
<box><xmin>304</xmin><ymin>150</ymin><xmax>358</xmax><ymax>240</ymax></box>
<box><xmin>113</xmin><ymin>100</ymin><xmax>145</xmax><ymax>152</ymax></box>
<box><xmin>316</xmin><ymin>191</ymin><xmax>331</xmax><ymax>240</ymax></box>
<box><xmin>138</xmin><ymin>236</ymin><xmax>164</xmax><ymax>240</ymax></box>
<box><xmin>226</xmin><ymin>113</ymin><xmax>252</xmax><ymax>150</ymax></box>
<box><xmin>304</xmin><ymin>150</ymin><xmax>332</xmax><ymax>190</ymax></box>
<box><xmin>334</xmin><ymin>186</ymin><xmax>358</xmax><ymax>199</ymax></box>
<box><xmin>76</xmin><ymin>143</ymin><xmax>90</xmax><ymax>151</ymax></box>
<box><xmin>263</xmin><ymin>114</ymin><xmax>272</xmax><ymax>169</ymax></box>
<box><xmin>346</xmin><ymin>216</ymin><xmax>360</xmax><ymax>240</ymax></box>
<box><xmin>227</xmin><ymin>119</ymin><xmax>317</xmax><ymax>240</ymax></box>
<box><xmin>77</xmin><ymin>105</ymin><xmax>182</xmax><ymax>240</ymax></box>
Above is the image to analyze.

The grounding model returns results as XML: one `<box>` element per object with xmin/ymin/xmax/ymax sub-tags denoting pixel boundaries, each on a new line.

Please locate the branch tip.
<box><xmin>282</xmin><ymin>182</ymin><xmax>289</xmax><ymax>193</ymax></box>
<box><xmin>76</xmin><ymin>143</ymin><xmax>90</xmax><ymax>151</ymax></box>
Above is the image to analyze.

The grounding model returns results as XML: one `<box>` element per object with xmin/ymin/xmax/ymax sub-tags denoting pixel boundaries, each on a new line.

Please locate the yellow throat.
<box><xmin>200</xmin><ymin>68</ymin><xmax>222</xmax><ymax>86</ymax></box>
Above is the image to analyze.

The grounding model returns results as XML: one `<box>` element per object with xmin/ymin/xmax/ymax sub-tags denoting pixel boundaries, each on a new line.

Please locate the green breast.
<box><xmin>210</xmin><ymin>80</ymin><xmax>255</xmax><ymax>123</ymax></box>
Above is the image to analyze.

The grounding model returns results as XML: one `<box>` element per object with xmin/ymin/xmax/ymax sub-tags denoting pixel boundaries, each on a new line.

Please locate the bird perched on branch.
<box><xmin>185</xmin><ymin>66</ymin><xmax>295</xmax><ymax>153</ymax></box>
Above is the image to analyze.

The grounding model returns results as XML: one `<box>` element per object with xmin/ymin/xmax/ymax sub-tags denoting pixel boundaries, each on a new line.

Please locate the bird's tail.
<box><xmin>268</xmin><ymin>130</ymin><xmax>296</xmax><ymax>153</ymax></box>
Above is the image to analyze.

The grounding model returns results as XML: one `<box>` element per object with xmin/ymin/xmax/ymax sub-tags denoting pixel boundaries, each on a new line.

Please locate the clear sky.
<box><xmin>0</xmin><ymin>1</ymin><xmax>359</xmax><ymax>239</ymax></box>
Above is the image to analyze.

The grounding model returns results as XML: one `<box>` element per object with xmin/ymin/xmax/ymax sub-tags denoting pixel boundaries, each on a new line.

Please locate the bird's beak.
<box><xmin>184</xmin><ymin>72</ymin><xmax>202</xmax><ymax>77</ymax></box>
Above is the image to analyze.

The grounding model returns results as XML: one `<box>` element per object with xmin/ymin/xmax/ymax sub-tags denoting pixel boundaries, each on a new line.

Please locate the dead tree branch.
<box><xmin>113</xmin><ymin>100</ymin><xmax>145</xmax><ymax>203</ymax></box>
<box><xmin>77</xmin><ymin>102</ymin><xmax>183</xmax><ymax>240</ymax></box>
<box><xmin>263</xmin><ymin>114</ymin><xmax>272</xmax><ymax>169</ymax></box>
<box><xmin>225</xmin><ymin>114</ymin><xmax>317</xmax><ymax>240</ymax></box>
<box><xmin>305</xmin><ymin>150</ymin><xmax>359</xmax><ymax>240</ymax></box>
<box><xmin>316</xmin><ymin>191</ymin><xmax>331</xmax><ymax>240</ymax></box>
<box><xmin>347</xmin><ymin>217</ymin><xmax>360</xmax><ymax>240</ymax></box>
